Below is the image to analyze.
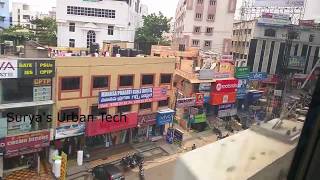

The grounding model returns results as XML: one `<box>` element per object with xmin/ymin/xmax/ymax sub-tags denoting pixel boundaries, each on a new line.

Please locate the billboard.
<box><xmin>213</xmin><ymin>79</ymin><xmax>238</xmax><ymax>93</ymax></box>
<box><xmin>99</xmin><ymin>87</ymin><xmax>167</xmax><ymax>108</ymax></box>
<box><xmin>0</xmin><ymin>60</ymin><xmax>18</xmax><ymax>79</ymax></box>
<box><xmin>258</xmin><ymin>13</ymin><xmax>291</xmax><ymax>26</ymax></box>
<box><xmin>255</xmin><ymin>0</ymin><xmax>304</xmax><ymax>7</ymax></box>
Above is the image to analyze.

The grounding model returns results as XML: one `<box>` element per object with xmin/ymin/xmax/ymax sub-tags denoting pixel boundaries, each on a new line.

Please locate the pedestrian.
<box><xmin>192</xmin><ymin>144</ymin><xmax>196</xmax><ymax>150</ymax></box>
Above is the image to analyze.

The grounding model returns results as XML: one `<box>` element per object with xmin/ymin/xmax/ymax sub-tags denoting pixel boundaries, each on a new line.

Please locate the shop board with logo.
<box><xmin>213</xmin><ymin>79</ymin><xmax>238</xmax><ymax>93</ymax></box>
<box><xmin>18</xmin><ymin>60</ymin><xmax>55</xmax><ymax>78</ymax></box>
<box><xmin>0</xmin><ymin>60</ymin><xmax>18</xmax><ymax>79</ymax></box>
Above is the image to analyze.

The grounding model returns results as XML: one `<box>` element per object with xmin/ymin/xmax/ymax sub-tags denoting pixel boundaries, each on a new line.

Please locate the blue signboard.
<box><xmin>237</xmin><ymin>79</ymin><xmax>248</xmax><ymax>99</ymax></box>
<box><xmin>249</xmin><ymin>72</ymin><xmax>268</xmax><ymax>81</ymax></box>
<box><xmin>218</xmin><ymin>103</ymin><xmax>236</xmax><ymax>110</ymax></box>
<box><xmin>166</xmin><ymin>128</ymin><xmax>174</xmax><ymax>144</ymax></box>
<box><xmin>156</xmin><ymin>109</ymin><xmax>175</xmax><ymax>126</ymax></box>
<box><xmin>248</xmin><ymin>91</ymin><xmax>263</xmax><ymax>102</ymax></box>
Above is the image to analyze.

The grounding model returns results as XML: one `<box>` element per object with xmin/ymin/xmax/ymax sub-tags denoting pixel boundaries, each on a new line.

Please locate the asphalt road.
<box><xmin>125</xmin><ymin>159</ymin><xmax>177</xmax><ymax>180</ymax></box>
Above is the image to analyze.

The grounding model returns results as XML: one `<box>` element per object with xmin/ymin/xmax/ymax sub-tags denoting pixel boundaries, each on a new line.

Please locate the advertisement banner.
<box><xmin>173</xmin><ymin>129</ymin><xmax>183</xmax><ymax>147</ymax></box>
<box><xmin>235</xmin><ymin>67</ymin><xmax>250</xmax><ymax>79</ymax></box>
<box><xmin>218</xmin><ymin>103</ymin><xmax>236</xmax><ymax>110</ymax></box>
<box><xmin>18</xmin><ymin>60</ymin><xmax>55</xmax><ymax>78</ymax></box>
<box><xmin>218</xmin><ymin>108</ymin><xmax>237</xmax><ymax>118</ymax></box>
<box><xmin>33</xmin><ymin>86</ymin><xmax>52</xmax><ymax>101</ymax></box>
<box><xmin>56</xmin><ymin>123</ymin><xmax>85</xmax><ymax>139</ymax></box>
<box><xmin>99</xmin><ymin>87</ymin><xmax>167</xmax><ymax>108</ymax></box>
<box><xmin>195</xmin><ymin>93</ymin><xmax>204</xmax><ymax>106</ymax></box>
<box><xmin>249</xmin><ymin>72</ymin><xmax>268</xmax><ymax>81</ymax></box>
<box><xmin>210</xmin><ymin>92</ymin><xmax>237</xmax><ymax>105</ymax></box>
<box><xmin>199</xmin><ymin>70</ymin><xmax>231</xmax><ymax>80</ymax></box>
<box><xmin>257</xmin><ymin>13</ymin><xmax>291</xmax><ymax>26</ymax></box>
<box><xmin>193</xmin><ymin>113</ymin><xmax>207</xmax><ymax>123</ymax></box>
<box><xmin>86</xmin><ymin>112</ymin><xmax>138</xmax><ymax>137</ymax></box>
<box><xmin>237</xmin><ymin>79</ymin><xmax>248</xmax><ymax>99</ymax></box>
<box><xmin>166</xmin><ymin>128</ymin><xmax>174</xmax><ymax>144</ymax></box>
<box><xmin>176</xmin><ymin>97</ymin><xmax>196</xmax><ymax>108</ymax></box>
<box><xmin>156</xmin><ymin>109</ymin><xmax>175</xmax><ymax>126</ymax></box>
<box><xmin>299</xmin><ymin>20</ymin><xmax>315</xmax><ymax>27</ymax></box>
<box><xmin>4</xmin><ymin>131</ymin><xmax>50</xmax><ymax>157</ymax></box>
<box><xmin>199</xmin><ymin>83</ymin><xmax>211</xmax><ymax>91</ymax></box>
<box><xmin>248</xmin><ymin>90</ymin><xmax>264</xmax><ymax>102</ymax></box>
<box><xmin>219</xmin><ymin>62</ymin><xmax>234</xmax><ymax>73</ymax></box>
<box><xmin>288</xmin><ymin>56</ymin><xmax>306</xmax><ymax>70</ymax></box>
<box><xmin>213</xmin><ymin>79</ymin><xmax>238</xmax><ymax>93</ymax></box>
<box><xmin>138</xmin><ymin>113</ymin><xmax>157</xmax><ymax>126</ymax></box>
<box><xmin>0</xmin><ymin>60</ymin><xmax>18</xmax><ymax>79</ymax></box>
<box><xmin>255</xmin><ymin>0</ymin><xmax>304</xmax><ymax>7</ymax></box>
<box><xmin>221</xmin><ymin>55</ymin><xmax>234</xmax><ymax>62</ymax></box>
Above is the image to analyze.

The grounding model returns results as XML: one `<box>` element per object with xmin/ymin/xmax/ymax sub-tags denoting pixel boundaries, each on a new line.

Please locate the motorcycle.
<box><xmin>120</xmin><ymin>155</ymin><xmax>131</xmax><ymax>169</ymax></box>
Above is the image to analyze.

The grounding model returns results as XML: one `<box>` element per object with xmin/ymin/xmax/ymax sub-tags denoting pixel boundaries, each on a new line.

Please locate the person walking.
<box><xmin>192</xmin><ymin>144</ymin><xmax>196</xmax><ymax>150</ymax></box>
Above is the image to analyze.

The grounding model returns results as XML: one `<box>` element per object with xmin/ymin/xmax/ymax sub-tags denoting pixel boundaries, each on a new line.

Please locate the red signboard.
<box><xmin>299</xmin><ymin>20</ymin><xmax>315</xmax><ymax>27</ymax></box>
<box><xmin>86</xmin><ymin>112</ymin><xmax>138</xmax><ymax>137</ymax></box>
<box><xmin>210</xmin><ymin>92</ymin><xmax>237</xmax><ymax>105</ymax></box>
<box><xmin>4</xmin><ymin>131</ymin><xmax>50</xmax><ymax>157</ymax></box>
<box><xmin>195</xmin><ymin>93</ymin><xmax>204</xmax><ymax>106</ymax></box>
<box><xmin>213</xmin><ymin>79</ymin><xmax>238</xmax><ymax>93</ymax></box>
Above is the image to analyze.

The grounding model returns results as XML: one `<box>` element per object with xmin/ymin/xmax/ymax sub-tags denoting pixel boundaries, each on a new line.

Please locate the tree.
<box><xmin>30</xmin><ymin>17</ymin><xmax>57</xmax><ymax>46</ymax></box>
<box><xmin>0</xmin><ymin>25</ymin><xmax>35</xmax><ymax>46</ymax></box>
<box><xmin>135</xmin><ymin>12</ymin><xmax>171</xmax><ymax>55</ymax></box>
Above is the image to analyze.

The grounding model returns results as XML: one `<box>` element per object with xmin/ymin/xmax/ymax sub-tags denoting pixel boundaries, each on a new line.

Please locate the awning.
<box><xmin>0</xmin><ymin>101</ymin><xmax>54</xmax><ymax>110</ymax></box>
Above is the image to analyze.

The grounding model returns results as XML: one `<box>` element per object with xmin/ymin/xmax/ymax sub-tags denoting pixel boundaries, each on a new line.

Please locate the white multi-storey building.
<box><xmin>173</xmin><ymin>0</ymin><xmax>237</xmax><ymax>54</ymax></box>
<box><xmin>56</xmin><ymin>0</ymin><xmax>147</xmax><ymax>48</ymax></box>
<box><xmin>11</xmin><ymin>3</ymin><xmax>37</xmax><ymax>28</ymax></box>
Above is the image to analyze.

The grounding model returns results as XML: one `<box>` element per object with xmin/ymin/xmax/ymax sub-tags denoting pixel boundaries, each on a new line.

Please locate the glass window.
<box><xmin>264</xmin><ymin>29</ymin><xmax>276</xmax><ymax>37</ymax></box>
<box><xmin>69</xmin><ymin>23</ymin><xmax>75</xmax><ymax>32</ymax></box>
<box><xmin>207</xmin><ymin>14</ymin><xmax>215</xmax><ymax>20</ymax></box>
<box><xmin>204</xmin><ymin>41</ymin><xmax>212</xmax><ymax>47</ymax></box>
<box><xmin>194</xmin><ymin>26</ymin><xmax>201</xmax><ymax>33</ymax></box>
<box><xmin>108</xmin><ymin>25</ymin><xmax>114</xmax><ymax>35</ymax></box>
<box><xmin>160</xmin><ymin>74</ymin><xmax>172</xmax><ymax>84</ymax></box>
<box><xmin>206</xmin><ymin>27</ymin><xmax>213</xmax><ymax>34</ymax></box>
<box><xmin>209</xmin><ymin>0</ymin><xmax>216</xmax><ymax>5</ymax></box>
<box><xmin>90</xmin><ymin>105</ymin><xmax>108</xmax><ymax>117</ymax></box>
<box><xmin>192</xmin><ymin>40</ymin><xmax>200</xmax><ymax>47</ymax></box>
<box><xmin>158</xmin><ymin>98</ymin><xmax>169</xmax><ymax>107</ymax></box>
<box><xmin>195</xmin><ymin>13</ymin><xmax>202</xmax><ymax>19</ymax></box>
<box><xmin>92</xmin><ymin>76</ymin><xmax>109</xmax><ymax>89</ymax></box>
<box><xmin>60</xmin><ymin>108</ymin><xmax>80</xmax><ymax>121</ymax></box>
<box><xmin>69</xmin><ymin>39</ymin><xmax>75</xmax><ymax>48</ymax></box>
<box><xmin>61</xmin><ymin>77</ymin><xmax>80</xmax><ymax>91</ymax></box>
<box><xmin>87</xmin><ymin>30</ymin><xmax>96</xmax><ymax>48</ymax></box>
<box><xmin>119</xmin><ymin>75</ymin><xmax>134</xmax><ymax>87</ymax></box>
<box><xmin>2</xmin><ymin>79</ymin><xmax>33</xmax><ymax>103</ymax></box>
<box><xmin>141</xmin><ymin>74</ymin><xmax>154</xmax><ymax>86</ymax></box>
<box><xmin>139</xmin><ymin>102</ymin><xmax>152</xmax><ymax>110</ymax></box>
<box><xmin>117</xmin><ymin>105</ymin><xmax>132</xmax><ymax>113</ymax></box>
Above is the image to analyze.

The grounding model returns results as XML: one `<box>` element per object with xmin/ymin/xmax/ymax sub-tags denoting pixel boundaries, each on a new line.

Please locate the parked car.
<box><xmin>92</xmin><ymin>164</ymin><xmax>125</xmax><ymax>180</ymax></box>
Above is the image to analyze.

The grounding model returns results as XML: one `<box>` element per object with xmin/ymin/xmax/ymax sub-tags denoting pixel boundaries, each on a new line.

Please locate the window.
<box><xmin>61</xmin><ymin>77</ymin><xmax>80</xmax><ymax>91</ymax></box>
<box><xmin>247</xmin><ymin>29</ymin><xmax>252</xmax><ymax>34</ymax></box>
<box><xmin>2</xmin><ymin>79</ymin><xmax>33</xmax><ymax>103</ymax></box>
<box><xmin>206</xmin><ymin>27</ymin><xmax>213</xmax><ymax>34</ymax></box>
<box><xmin>69</xmin><ymin>22</ymin><xmax>75</xmax><ymax>32</ymax></box>
<box><xmin>87</xmin><ymin>30</ymin><xmax>96</xmax><ymax>48</ymax></box>
<box><xmin>119</xmin><ymin>75</ymin><xmax>134</xmax><ymax>87</ymax></box>
<box><xmin>192</xmin><ymin>39</ymin><xmax>200</xmax><ymax>47</ymax></box>
<box><xmin>139</xmin><ymin>102</ymin><xmax>152</xmax><ymax>110</ymax></box>
<box><xmin>60</xmin><ymin>108</ymin><xmax>80</xmax><ymax>121</ymax></box>
<box><xmin>204</xmin><ymin>41</ymin><xmax>212</xmax><ymax>47</ymax></box>
<box><xmin>158</xmin><ymin>98</ymin><xmax>169</xmax><ymax>107</ymax></box>
<box><xmin>209</xmin><ymin>0</ymin><xmax>216</xmax><ymax>5</ymax></box>
<box><xmin>141</xmin><ymin>74</ymin><xmax>154</xmax><ymax>86</ymax></box>
<box><xmin>92</xmin><ymin>76</ymin><xmax>109</xmax><ymax>89</ymax></box>
<box><xmin>197</xmin><ymin>0</ymin><xmax>203</xmax><ymax>4</ymax></box>
<box><xmin>194</xmin><ymin>26</ymin><xmax>201</xmax><ymax>33</ymax></box>
<box><xmin>207</xmin><ymin>14</ymin><xmax>215</xmax><ymax>20</ymax></box>
<box><xmin>69</xmin><ymin>39</ymin><xmax>75</xmax><ymax>48</ymax></box>
<box><xmin>90</xmin><ymin>105</ymin><xmax>108</xmax><ymax>117</ymax></box>
<box><xmin>264</xmin><ymin>29</ymin><xmax>276</xmax><ymax>37</ymax></box>
<box><xmin>246</xmin><ymin>42</ymin><xmax>249</xmax><ymax>47</ymax></box>
<box><xmin>160</xmin><ymin>74</ymin><xmax>172</xmax><ymax>84</ymax></box>
<box><xmin>309</xmin><ymin>34</ymin><xmax>315</xmax><ymax>42</ymax></box>
<box><xmin>108</xmin><ymin>25</ymin><xmax>114</xmax><ymax>35</ymax></box>
<box><xmin>67</xmin><ymin>6</ymin><xmax>115</xmax><ymax>18</ymax></box>
<box><xmin>0</xmin><ymin>2</ymin><xmax>4</xmax><ymax>8</ymax></box>
<box><xmin>195</xmin><ymin>13</ymin><xmax>202</xmax><ymax>19</ymax></box>
<box><xmin>22</xmin><ymin>15</ymin><xmax>30</xmax><ymax>20</ymax></box>
<box><xmin>117</xmin><ymin>105</ymin><xmax>132</xmax><ymax>113</ymax></box>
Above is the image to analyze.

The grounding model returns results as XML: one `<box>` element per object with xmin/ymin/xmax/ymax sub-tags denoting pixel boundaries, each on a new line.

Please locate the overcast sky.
<box><xmin>10</xmin><ymin>0</ymin><xmax>320</xmax><ymax>20</ymax></box>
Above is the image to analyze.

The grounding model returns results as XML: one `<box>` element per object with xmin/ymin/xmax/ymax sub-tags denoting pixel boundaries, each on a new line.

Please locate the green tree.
<box><xmin>30</xmin><ymin>17</ymin><xmax>57</xmax><ymax>46</ymax></box>
<box><xmin>0</xmin><ymin>25</ymin><xmax>35</xmax><ymax>46</ymax></box>
<box><xmin>135</xmin><ymin>12</ymin><xmax>171</xmax><ymax>55</ymax></box>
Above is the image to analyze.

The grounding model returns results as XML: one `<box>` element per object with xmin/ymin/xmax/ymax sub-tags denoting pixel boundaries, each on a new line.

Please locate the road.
<box><xmin>125</xmin><ymin>159</ymin><xmax>177</xmax><ymax>180</ymax></box>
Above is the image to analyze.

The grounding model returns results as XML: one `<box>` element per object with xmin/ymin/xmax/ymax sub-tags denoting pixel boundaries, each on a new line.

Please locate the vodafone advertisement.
<box><xmin>86</xmin><ymin>112</ymin><xmax>138</xmax><ymax>137</ymax></box>
<box><xmin>213</xmin><ymin>79</ymin><xmax>238</xmax><ymax>93</ymax></box>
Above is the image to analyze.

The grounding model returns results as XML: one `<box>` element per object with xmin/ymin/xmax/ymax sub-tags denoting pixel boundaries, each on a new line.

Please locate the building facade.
<box><xmin>56</xmin><ymin>0</ymin><xmax>148</xmax><ymax>48</ymax></box>
<box><xmin>52</xmin><ymin>57</ymin><xmax>175</xmax><ymax>156</ymax></box>
<box><xmin>232</xmin><ymin>18</ymin><xmax>320</xmax><ymax>75</ymax></box>
<box><xmin>11</xmin><ymin>3</ymin><xmax>38</xmax><ymax>29</ymax></box>
<box><xmin>173</xmin><ymin>0</ymin><xmax>237</xmax><ymax>54</ymax></box>
<box><xmin>0</xmin><ymin>0</ymin><xmax>10</xmax><ymax>29</ymax></box>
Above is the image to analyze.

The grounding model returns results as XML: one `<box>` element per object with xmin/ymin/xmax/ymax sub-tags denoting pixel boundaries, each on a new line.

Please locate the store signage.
<box><xmin>138</xmin><ymin>113</ymin><xmax>157</xmax><ymax>126</ymax></box>
<box><xmin>210</xmin><ymin>92</ymin><xmax>237</xmax><ymax>105</ymax></box>
<box><xmin>255</xmin><ymin>0</ymin><xmax>304</xmax><ymax>7</ymax></box>
<box><xmin>221</xmin><ymin>55</ymin><xmax>234</xmax><ymax>62</ymax></box>
<box><xmin>33</xmin><ymin>86</ymin><xmax>52</xmax><ymax>101</ymax></box>
<box><xmin>248</xmin><ymin>90</ymin><xmax>264</xmax><ymax>102</ymax></box>
<box><xmin>193</xmin><ymin>113</ymin><xmax>206</xmax><ymax>123</ymax></box>
<box><xmin>156</xmin><ymin>109</ymin><xmax>175</xmax><ymax>126</ymax></box>
<box><xmin>288</xmin><ymin>57</ymin><xmax>306</xmax><ymax>70</ymax></box>
<box><xmin>176</xmin><ymin>97</ymin><xmax>196</xmax><ymax>108</ymax></box>
<box><xmin>199</xmin><ymin>83</ymin><xmax>211</xmax><ymax>91</ymax></box>
<box><xmin>213</xmin><ymin>79</ymin><xmax>238</xmax><ymax>93</ymax></box>
<box><xmin>237</xmin><ymin>88</ymin><xmax>247</xmax><ymax>99</ymax></box>
<box><xmin>293</xmin><ymin>73</ymin><xmax>308</xmax><ymax>79</ymax></box>
<box><xmin>0</xmin><ymin>60</ymin><xmax>17</xmax><ymax>79</ymax></box>
<box><xmin>56</xmin><ymin>123</ymin><xmax>85</xmax><ymax>139</ymax></box>
<box><xmin>0</xmin><ymin>138</ymin><xmax>5</xmax><ymax>156</ymax></box>
<box><xmin>173</xmin><ymin>129</ymin><xmax>183</xmax><ymax>147</ymax></box>
<box><xmin>4</xmin><ymin>131</ymin><xmax>50</xmax><ymax>157</ymax></box>
<box><xmin>219</xmin><ymin>62</ymin><xmax>234</xmax><ymax>74</ymax></box>
<box><xmin>17</xmin><ymin>60</ymin><xmax>55</xmax><ymax>78</ymax></box>
<box><xmin>195</xmin><ymin>93</ymin><xmax>204</xmax><ymax>106</ymax></box>
<box><xmin>86</xmin><ymin>112</ymin><xmax>138</xmax><ymax>137</ymax></box>
<box><xmin>299</xmin><ymin>20</ymin><xmax>315</xmax><ymax>27</ymax></box>
<box><xmin>235</xmin><ymin>67</ymin><xmax>250</xmax><ymax>79</ymax></box>
<box><xmin>218</xmin><ymin>103</ymin><xmax>236</xmax><ymax>110</ymax></box>
<box><xmin>33</xmin><ymin>78</ymin><xmax>52</xmax><ymax>86</ymax></box>
<box><xmin>237</xmin><ymin>79</ymin><xmax>248</xmax><ymax>99</ymax></box>
<box><xmin>274</xmin><ymin>90</ymin><xmax>283</xmax><ymax>97</ymax></box>
<box><xmin>257</xmin><ymin>12</ymin><xmax>291</xmax><ymax>26</ymax></box>
<box><xmin>218</xmin><ymin>108</ymin><xmax>237</xmax><ymax>118</ymax></box>
<box><xmin>199</xmin><ymin>70</ymin><xmax>231</xmax><ymax>80</ymax></box>
<box><xmin>249</xmin><ymin>72</ymin><xmax>268</xmax><ymax>81</ymax></box>
<box><xmin>99</xmin><ymin>87</ymin><xmax>167</xmax><ymax>108</ymax></box>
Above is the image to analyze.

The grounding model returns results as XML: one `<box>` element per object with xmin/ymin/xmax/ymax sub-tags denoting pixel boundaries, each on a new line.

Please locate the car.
<box><xmin>92</xmin><ymin>164</ymin><xmax>125</xmax><ymax>180</ymax></box>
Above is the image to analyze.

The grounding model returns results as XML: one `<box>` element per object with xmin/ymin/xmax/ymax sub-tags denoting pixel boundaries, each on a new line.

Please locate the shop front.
<box><xmin>133</xmin><ymin>113</ymin><xmax>157</xmax><ymax>143</ymax></box>
<box><xmin>2</xmin><ymin>130</ymin><xmax>50</xmax><ymax>176</ymax></box>
<box><xmin>155</xmin><ymin>109</ymin><xmax>174</xmax><ymax>141</ymax></box>
<box><xmin>85</xmin><ymin>112</ymin><xmax>138</xmax><ymax>149</ymax></box>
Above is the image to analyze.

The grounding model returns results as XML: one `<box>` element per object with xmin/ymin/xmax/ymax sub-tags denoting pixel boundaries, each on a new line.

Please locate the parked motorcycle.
<box><xmin>120</xmin><ymin>153</ymin><xmax>144</xmax><ymax>169</ymax></box>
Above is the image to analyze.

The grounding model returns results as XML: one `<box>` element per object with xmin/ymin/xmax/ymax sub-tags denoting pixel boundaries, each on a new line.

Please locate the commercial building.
<box><xmin>173</xmin><ymin>0</ymin><xmax>237</xmax><ymax>54</ymax></box>
<box><xmin>11</xmin><ymin>3</ymin><xmax>38</xmax><ymax>29</ymax></box>
<box><xmin>231</xmin><ymin>15</ymin><xmax>320</xmax><ymax>75</ymax></box>
<box><xmin>174</xmin><ymin>118</ymin><xmax>304</xmax><ymax>180</ymax></box>
<box><xmin>56</xmin><ymin>0</ymin><xmax>148</xmax><ymax>48</ymax></box>
<box><xmin>52</xmin><ymin>57</ymin><xmax>175</xmax><ymax>157</ymax></box>
<box><xmin>0</xmin><ymin>58</ymin><xmax>55</xmax><ymax>178</ymax></box>
<box><xmin>0</xmin><ymin>0</ymin><xmax>10</xmax><ymax>29</ymax></box>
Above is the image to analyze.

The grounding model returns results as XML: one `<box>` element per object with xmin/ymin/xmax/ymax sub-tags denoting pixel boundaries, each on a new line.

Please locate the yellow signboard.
<box><xmin>60</xmin><ymin>152</ymin><xmax>68</xmax><ymax>180</ymax></box>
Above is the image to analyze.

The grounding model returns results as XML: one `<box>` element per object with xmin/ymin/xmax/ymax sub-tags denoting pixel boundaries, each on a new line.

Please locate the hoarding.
<box><xmin>0</xmin><ymin>60</ymin><xmax>17</xmax><ymax>79</ymax></box>
<box><xmin>213</xmin><ymin>79</ymin><xmax>238</xmax><ymax>93</ymax></box>
<box><xmin>257</xmin><ymin>13</ymin><xmax>291</xmax><ymax>26</ymax></box>
<box><xmin>17</xmin><ymin>60</ymin><xmax>55</xmax><ymax>78</ymax></box>
<box><xmin>249</xmin><ymin>72</ymin><xmax>268</xmax><ymax>81</ymax></box>
<box><xmin>176</xmin><ymin>97</ymin><xmax>196</xmax><ymax>108</ymax></box>
<box><xmin>288</xmin><ymin>56</ymin><xmax>306</xmax><ymax>70</ymax></box>
<box><xmin>4</xmin><ymin>131</ymin><xmax>50</xmax><ymax>157</ymax></box>
<box><xmin>156</xmin><ymin>109</ymin><xmax>175</xmax><ymax>126</ymax></box>
<box><xmin>55</xmin><ymin>123</ymin><xmax>85</xmax><ymax>139</ymax></box>
<box><xmin>99</xmin><ymin>87</ymin><xmax>167</xmax><ymax>108</ymax></box>
<box><xmin>254</xmin><ymin>0</ymin><xmax>304</xmax><ymax>7</ymax></box>
<box><xmin>299</xmin><ymin>20</ymin><xmax>315</xmax><ymax>27</ymax></box>
<box><xmin>235</xmin><ymin>67</ymin><xmax>250</xmax><ymax>79</ymax></box>
<box><xmin>210</xmin><ymin>92</ymin><xmax>237</xmax><ymax>105</ymax></box>
<box><xmin>199</xmin><ymin>69</ymin><xmax>231</xmax><ymax>80</ymax></box>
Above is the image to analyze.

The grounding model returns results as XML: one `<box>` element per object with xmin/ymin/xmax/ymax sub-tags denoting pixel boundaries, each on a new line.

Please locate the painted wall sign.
<box><xmin>0</xmin><ymin>60</ymin><xmax>17</xmax><ymax>79</ymax></box>
<box><xmin>99</xmin><ymin>87</ymin><xmax>167</xmax><ymax>108</ymax></box>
